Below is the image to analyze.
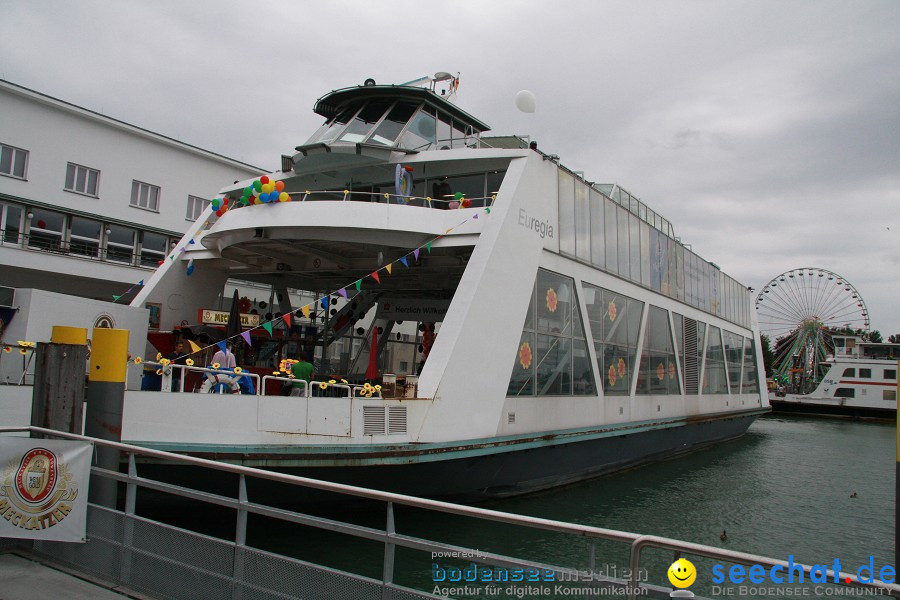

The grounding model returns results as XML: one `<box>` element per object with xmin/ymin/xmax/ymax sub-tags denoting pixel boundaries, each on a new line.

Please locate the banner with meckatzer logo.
<box><xmin>0</xmin><ymin>438</ymin><xmax>92</xmax><ymax>543</ymax></box>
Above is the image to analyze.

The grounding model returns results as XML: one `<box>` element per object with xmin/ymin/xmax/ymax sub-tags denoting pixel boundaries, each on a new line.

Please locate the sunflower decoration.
<box><xmin>17</xmin><ymin>340</ymin><xmax>37</xmax><ymax>348</ymax></box>
<box><xmin>363</xmin><ymin>382</ymin><xmax>374</xmax><ymax>392</ymax></box>
<box><xmin>608</xmin><ymin>365</ymin><xmax>617</xmax><ymax>386</ymax></box>
<box><xmin>233</xmin><ymin>367</ymin><xmax>243</xmax><ymax>374</ymax></box>
<box><xmin>159</xmin><ymin>358</ymin><xmax>171</xmax><ymax>367</ymax></box>
<box><xmin>656</xmin><ymin>362</ymin><xmax>666</xmax><ymax>382</ymax></box>
<box><xmin>156</xmin><ymin>352</ymin><xmax>163</xmax><ymax>361</ymax></box>
<box><xmin>2</xmin><ymin>346</ymin><xmax>11</xmax><ymax>353</ymax></box>
<box><xmin>155</xmin><ymin>369</ymin><xmax>163</xmax><ymax>376</ymax></box>
<box><xmin>546</xmin><ymin>287</ymin><xmax>558</xmax><ymax>313</ymax></box>
<box><xmin>328</xmin><ymin>379</ymin><xmax>336</xmax><ymax>385</ymax></box>
<box><xmin>668</xmin><ymin>362</ymin><xmax>676</xmax><ymax>380</ymax></box>
<box><xmin>608</xmin><ymin>301</ymin><xmax>617</xmax><ymax>322</ymax></box>
<box><xmin>519</xmin><ymin>341</ymin><xmax>533</xmax><ymax>370</ymax></box>
<box><xmin>279</xmin><ymin>358</ymin><xmax>298</xmax><ymax>372</ymax></box>
<box><xmin>212</xmin><ymin>362</ymin><xmax>221</xmax><ymax>370</ymax></box>
<box><xmin>341</xmin><ymin>379</ymin><xmax>348</xmax><ymax>384</ymax></box>
<box><xmin>374</xmin><ymin>385</ymin><xmax>382</xmax><ymax>391</ymax></box>
<box><xmin>617</xmin><ymin>358</ymin><xmax>626</xmax><ymax>378</ymax></box>
<box><xmin>133</xmin><ymin>356</ymin><xmax>143</xmax><ymax>364</ymax></box>
<box><xmin>19</xmin><ymin>348</ymin><xmax>28</xmax><ymax>355</ymax></box>
<box><xmin>185</xmin><ymin>358</ymin><xmax>194</xmax><ymax>367</ymax></box>
<box><xmin>319</xmin><ymin>381</ymin><xmax>329</xmax><ymax>390</ymax></box>
<box><xmin>272</xmin><ymin>371</ymin><xmax>281</xmax><ymax>376</ymax></box>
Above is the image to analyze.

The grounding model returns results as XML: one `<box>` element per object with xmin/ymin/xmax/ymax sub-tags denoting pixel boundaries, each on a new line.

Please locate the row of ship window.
<box><xmin>556</xmin><ymin>171</ymin><xmax>753</xmax><ymax>330</ymax></box>
<box><xmin>1</xmin><ymin>142</ymin><xmax>212</xmax><ymax>220</ymax></box>
<box><xmin>841</xmin><ymin>367</ymin><xmax>897</xmax><ymax>380</ymax></box>
<box><xmin>507</xmin><ymin>268</ymin><xmax>760</xmax><ymax>398</ymax></box>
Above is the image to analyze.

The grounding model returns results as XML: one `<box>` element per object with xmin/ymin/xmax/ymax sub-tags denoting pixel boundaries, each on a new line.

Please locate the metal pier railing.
<box><xmin>1</xmin><ymin>426</ymin><xmax>897</xmax><ymax>600</ymax></box>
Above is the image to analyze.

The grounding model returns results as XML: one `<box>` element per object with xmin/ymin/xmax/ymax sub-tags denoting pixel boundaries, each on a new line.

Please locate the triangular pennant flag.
<box><xmin>413</xmin><ymin>248</ymin><xmax>420</xmax><ymax>261</ymax></box>
<box><xmin>262</xmin><ymin>322</ymin><xmax>273</xmax><ymax>336</ymax></box>
<box><xmin>400</xmin><ymin>256</ymin><xmax>408</xmax><ymax>268</ymax></box>
<box><xmin>188</xmin><ymin>239</ymin><xmax>195</xmax><ymax>245</ymax></box>
<box><xmin>426</xmin><ymin>241</ymin><xmax>432</xmax><ymax>253</ymax></box>
<box><xmin>216</xmin><ymin>340</ymin><xmax>227</xmax><ymax>353</ymax></box>
<box><xmin>241</xmin><ymin>331</ymin><xmax>252</xmax><ymax>346</ymax></box>
<box><xmin>187</xmin><ymin>339</ymin><xmax>202</xmax><ymax>354</ymax></box>
<box><xmin>473</xmin><ymin>214</ymin><xmax>478</xmax><ymax>219</ymax></box>
<box><xmin>371</xmin><ymin>271</ymin><xmax>380</xmax><ymax>284</ymax></box>
<box><xmin>338</xmin><ymin>288</ymin><xmax>348</xmax><ymax>299</ymax></box>
<box><xmin>112</xmin><ymin>295</ymin><xmax>121</xmax><ymax>301</ymax></box>
<box><xmin>283</xmin><ymin>313</ymin><xmax>291</xmax><ymax>328</ymax></box>
<box><xmin>301</xmin><ymin>305</ymin><xmax>310</xmax><ymax>319</ymax></box>
<box><xmin>138</xmin><ymin>280</ymin><xmax>144</xmax><ymax>286</ymax></box>
<box><xmin>320</xmin><ymin>296</ymin><xmax>329</xmax><ymax>309</ymax></box>
<box><xmin>355</xmin><ymin>280</ymin><xmax>362</xmax><ymax>292</ymax></box>
<box><xmin>186</xmin><ymin>258</ymin><xmax>195</xmax><ymax>276</ymax></box>
<box><xmin>485</xmin><ymin>207</ymin><xmax>491</xmax><ymax>214</ymax></box>
<box><xmin>385</xmin><ymin>264</ymin><xmax>392</xmax><ymax>275</ymax></box>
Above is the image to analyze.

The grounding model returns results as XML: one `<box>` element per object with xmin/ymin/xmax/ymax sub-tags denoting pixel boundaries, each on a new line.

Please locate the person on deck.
<box><xmin>165</xmin><ymin>339</ymin><xmax>189</xmax><ymax>391</ymax></box>
<box><xmin>290</xmin><ymin>351</ymin><xmax>315</xmax><ymax>396</ymax></box>
<box><xmin>211</xmin><ymin>343</ymin><xmax>236</xmax><ymax>369</ymax></box>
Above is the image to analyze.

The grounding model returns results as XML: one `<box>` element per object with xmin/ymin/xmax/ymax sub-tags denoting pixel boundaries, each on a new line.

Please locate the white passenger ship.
<box><xmin>126</xmin><ymin>74</ymin><xmax>768</xmax><ymax>500</ymax></box>
<box><xmin>770</xmin><ymin>335</ymin><xmax>898</xmax><ymax>419</ymax></box>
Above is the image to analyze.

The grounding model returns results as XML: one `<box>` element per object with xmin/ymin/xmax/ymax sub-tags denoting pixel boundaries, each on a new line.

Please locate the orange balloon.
<box><xmin>275</xmin><ymin>180</ymin><xmax>285</xmax><ymax>192</ymax></box>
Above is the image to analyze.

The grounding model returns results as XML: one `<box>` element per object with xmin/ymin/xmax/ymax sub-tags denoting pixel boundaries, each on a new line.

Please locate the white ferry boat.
<box><xmin>770</xmin><ymin>335</ymin><xmax>898</xmax><ymax>419</ymax></box>
<box><xmin>125</xmin><ymin>74</ymin><xmax>768</xmax><ymax>500</ymax></box>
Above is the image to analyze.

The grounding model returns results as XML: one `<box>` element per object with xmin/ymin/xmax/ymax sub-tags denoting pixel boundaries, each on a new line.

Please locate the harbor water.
<box><xmin>244</xmin><ymin>414</ymin><xmax>895</xmax><ymax>599</ymax></box>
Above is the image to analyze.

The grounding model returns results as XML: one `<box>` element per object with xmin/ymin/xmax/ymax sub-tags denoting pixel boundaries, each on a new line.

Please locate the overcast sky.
<box><xmin>2</xmin><ymin>0</ymin><xmax>898</xmax><ymax>336</ymax></box>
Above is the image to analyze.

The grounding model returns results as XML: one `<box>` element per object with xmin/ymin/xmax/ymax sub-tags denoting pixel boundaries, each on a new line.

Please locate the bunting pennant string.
<box><xmin>283</xmin><ymin>313</ymin><xmax>291</xmax><ymax>329</ymax></box>
<box><xmin>400</xmin><ymin>256</ymin><xmax>408</xmax><ymax>268</ymax></box>
<box><xmin>262</xmin><ymin>322</ymin><xmax>274</xmax><ymax>336</ymax></box>
<box><xmin>355</xmin><ymin>280</ymin><xmax>362</xmax><ymax>292</ymax></box>
<box><xmin>241</xmin><ymin>331</ymin><xmax>252</xmax><ymax>346</ymax></box>
<box><xmin>338</xmin><ymin>288</ymin><xmax>348</xmax><ymax>299</ymax></box>
<box><xmin>385</xmin><ymin>264</ymin><xmax>392</xmax><ymax>275</ymax></box>
<box><xmin>301</xmin><ymin>305</ymin><xmax>310</xmax><ymax>319</ymax></box>
<box><xmin>371</xmin><ymin>271</ymin><xmax>381</xmax><ymax>284</ymax></box>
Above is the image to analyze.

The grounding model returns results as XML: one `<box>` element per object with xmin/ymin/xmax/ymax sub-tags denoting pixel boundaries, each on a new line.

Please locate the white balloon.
<box><xmin>515</xmin><ymin>90</ymin><xmax>536</xmax><ymax>113</ymax></box>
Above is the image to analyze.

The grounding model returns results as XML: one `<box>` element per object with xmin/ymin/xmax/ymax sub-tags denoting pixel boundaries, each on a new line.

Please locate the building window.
<box><xmin>0</xmin><ymin>202</ymin><xmax>23</xmax><ymax>244</ymax></box>
<box><xmin>105</xmin><ymin>224</ymin><xmax>136</xmax><ymax>264</ymax></box>
<box><xmin>0</xmin><ymin>143</ymin><xmax>28</xmax><ymax>179</ymax></box>
<box><xmin>64</xmin><ymin>163</ymin><xmax>100</xmax><ymax>197</ymax></box>
<box><xmin>27</xmin><ymin>208</ymin><xmax>65</xmax><ymax>251</ymax></box>
<box><xmin>885</xmin><ymin>369</ymin><xmax>897</xmax><ymax>381</ymax></box>
<box><xmin>834</xmin><ymin>388</ymin><xmax>855</xmax><ymax>398</ymax></box>
<box><xmin>131</xmin><ymin>180</ymin><xmax>160</xmax><ymax>212</ymax></box>
<box><xmin>186</xmin><ymin>195</ymin><xmax>210</xmax><ymax>221</ymax></box>
<box><xmin>69</xmin><ymin>216</ymin><xmax>102</xmax><ymax>257</ymax></box>
<box><xmin>140</xmin><ymin>231</ymin><xmax>168</xmax><ymax>266</ymax></box>
<box><xmin>859</xmin><ymin>368</ymin><xmax>872</xmax><ymax>379</ymax></box>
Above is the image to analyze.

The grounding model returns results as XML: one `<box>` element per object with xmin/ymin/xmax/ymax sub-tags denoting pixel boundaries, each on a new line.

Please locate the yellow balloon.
<box><xmin>262</xmin><ymin>183</ymin><xmax>274</xmax><ymax>194</ymax></box>
<box><xmin>279</xmin><ymin>192</ymin><xmax>290</xmax><ymax>202</ymax></box>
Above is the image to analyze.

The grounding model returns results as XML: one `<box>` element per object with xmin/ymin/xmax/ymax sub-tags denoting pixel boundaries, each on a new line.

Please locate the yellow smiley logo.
<box><xmin>668</xmin><ymin>558</ymin><xmax>696</xmax><ymax>588</ymax></box>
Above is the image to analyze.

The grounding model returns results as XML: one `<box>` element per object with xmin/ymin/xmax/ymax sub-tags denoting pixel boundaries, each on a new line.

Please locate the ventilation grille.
<box><xmin>684</xmin><ymin>318</ymin><xmax>699</xmax><ymax>394</ymax></box>
<box><xmin>363</xmin><ymin>406</ymin><xmax>385</xmax><ymax>435</ymax></box>
<box><xmin>388</xmin><ymin>406</ymin><xmax>407</xmax><ymax>434</ymax></box>
<box><xmin>363</xmin><ymin>405</ymin><xmax>407</xmax><ymax>436</ymax></box>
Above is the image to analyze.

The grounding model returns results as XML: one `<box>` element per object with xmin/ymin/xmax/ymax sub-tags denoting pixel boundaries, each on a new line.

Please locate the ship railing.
<box><xmin>3</xmin><ymin>425</ymin><xmax>897</xmax><ymax>600</ymax></box>
<box><xmin>270</xmin><ymin>189</ymin><xmax>496</xmax><ymax>210</ymax></box>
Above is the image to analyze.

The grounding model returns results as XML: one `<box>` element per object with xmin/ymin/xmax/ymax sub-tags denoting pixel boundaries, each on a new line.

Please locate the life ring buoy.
<box><xmin>199</xmin><ymin>372</ymin><xmax>242</xmax><ymax>394</ymax></box>
<box><xmin>394</xmin><ymin>164</ymin><xmax>413</xmax><ymax>202</ymax></box>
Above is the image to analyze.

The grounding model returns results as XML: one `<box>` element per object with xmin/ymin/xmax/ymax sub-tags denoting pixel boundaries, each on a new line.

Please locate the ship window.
<box><xmin>436</xmin><ymin>113</ymin><xmax>452</xmax><ymax>149</ymax></box>
<box><xmin>604</xmin><ymin>198</ymin><xmax>617</xmax><ymax>274</ymax></box>
<box><xmin>637</xmin><ymin>306</ymin><xmax>680</xmax><ymax>395</ymax></box>
<box><xmin>834</xmin><ymin>387</ymin><xmax>855</xmax><ymax>398</ymax></box>
<box><xmin>27</xmin><ymin>208</ymin><xmax>65</xmax><ymax>251</ymax></box>
<box><xmin>451</xmin><ymin>121</ymin><xmax>470</xmax><ymax>149</ymax></box>
<box><xmin>590</xmin><ymin>188</ymin><xmax>605</xmax><ymax>266</ymax></box>
<box><xmin>702</xmin><ymin>326</ymin><xmax>729</xmax><ymax>394</ymax></box>
<box><xmin>842</xmin><ymin>367</ymin><xmax>855</xmax><ymax>377</ymax></box>
<box><xmin>398</xmin><ymin>106</ymin><xmax>437</xmax><ymax>150</ymax></box>
<box><xmin>885</xmin><ymin>369</ymin><xmax>897</xmax><ymax>380</ymax></box>
<box><xmin>628</xmin><ymin>213</ymin><xmax>641</xmax><ymax>283</ymax></box>
<box><xmin>368</xmin><ymin>102</ymin><xmax>417</xmax><ymax>146</ymax></box>
<box><xmin>859</xmin><ymin>368</ymin><xmax>872</xmax><ymax>378</ymax></box>
<box><xmin>507</xmin><ymin>269</ymin><xmax>595</xmax><ymax>397</ymax></box>
<box><xmin>741</xmin><ymin>336</ymin><xmax>760</xmax><ymax>394</ymax></box>
<box><xmin>584</xmin><ymin>283</ymin><xmax>644</xmax><ymax>397</ymax></box>
<box><xmin>69</xmin><ymin>216</ymin><xmax>101</xmax><ymax>258</ymax></box>
<box><xmin>0</xmin><ymin>143</ymin><xmax>28</xmax><ymax>179</ymax></box>
<box><xmin>558</xmin><ymin>171</ymin><xmax>575</xmax><ymax>256</ymax></box>
<box><xmin>574</xmin><ymin>181</ymin><xmax>591</xmax><ymax>261</ymax></box>
<box><xmin>885</xmin><ymin>390</ymin><xmax>897</xmax><ymax>401</ymax></box>
<box><xmin>339</xmin><ymin>100</ymin><xmax>393</xmax><ymax>143</ymax></box>
<box><xmin>723</xmin><ymin>331</ymin><xmax>744</xmax><ymax>394</ymax></box>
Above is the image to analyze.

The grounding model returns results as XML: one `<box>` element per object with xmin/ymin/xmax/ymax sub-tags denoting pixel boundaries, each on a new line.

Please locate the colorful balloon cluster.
<box><xmin>211</xmin><ymin>196</ymin><xmax>230</xmax><ymax>217</ymax></box>
<box><xmin>239</xmin><ymin>175</ymin><xmax>290</xmax><ymax>206</ymax></box>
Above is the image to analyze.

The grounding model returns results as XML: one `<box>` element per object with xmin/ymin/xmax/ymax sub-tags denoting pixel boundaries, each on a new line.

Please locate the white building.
<box><xmin>0</xmin><ymin>78</ymin><xmax>265</xmax><ymax>306</ymax></box>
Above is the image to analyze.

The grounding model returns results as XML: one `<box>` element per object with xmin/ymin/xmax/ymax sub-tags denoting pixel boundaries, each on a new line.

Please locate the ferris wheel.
<box><xmin>755</xmin><ymin>267</ymin><xmax>869</xmax><ymax>392</ymax></box>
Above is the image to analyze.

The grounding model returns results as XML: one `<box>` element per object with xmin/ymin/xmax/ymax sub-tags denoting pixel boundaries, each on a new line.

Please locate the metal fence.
<box><xmin>1</xmin><ymin>426</ymin><xmax>898</xmax><ymax>600</ymax></box>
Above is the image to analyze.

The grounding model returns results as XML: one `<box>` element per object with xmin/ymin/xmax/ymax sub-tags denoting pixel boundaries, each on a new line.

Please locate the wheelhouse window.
<box><xmin>27</xmin><ymin>208</ymin><xmax>65</xmax><ymax>251</ymax></box>
<box><xmin>0</xmin><ymin>143</ymin><xmax>28</xmax><ymax>179</ymax></box>
<box><xmin>130</xmin><ymin>180</ymin><xmax>160</xmax><ymax>211</ymax></box>
<box><xmin>368</xmin><ymin>102</ymin><xmax>417</xmax><ymax>146</ymax></box>
<box><xmin>64</xmin><ymin>162</ymin><xmax>100</xmax><ymax>197</ymax></box>
<box><xmin>69</xmin><ymin>216</ymin><xmax>102</xmax><ymax>257</ymax></box>
<box><xmin>338</xmin><ymin>100</ymin><xmax>392</xmax><ymax>143</ymax></box>
<box><xmin>398</xmin><ymin>107</ymin><xmax>437</xmax><ymax>150</ymax></box>
<box><xmin>186</xmin><ymin>195</ymin><xmax>209</xmax><ymax>221</ymax></box>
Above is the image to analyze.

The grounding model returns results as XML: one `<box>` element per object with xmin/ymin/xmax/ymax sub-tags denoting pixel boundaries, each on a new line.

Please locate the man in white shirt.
<box><xmin>212</xmin><ymin>343</ymin><xmax>236</xmax><ymax>369</ymax></box>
